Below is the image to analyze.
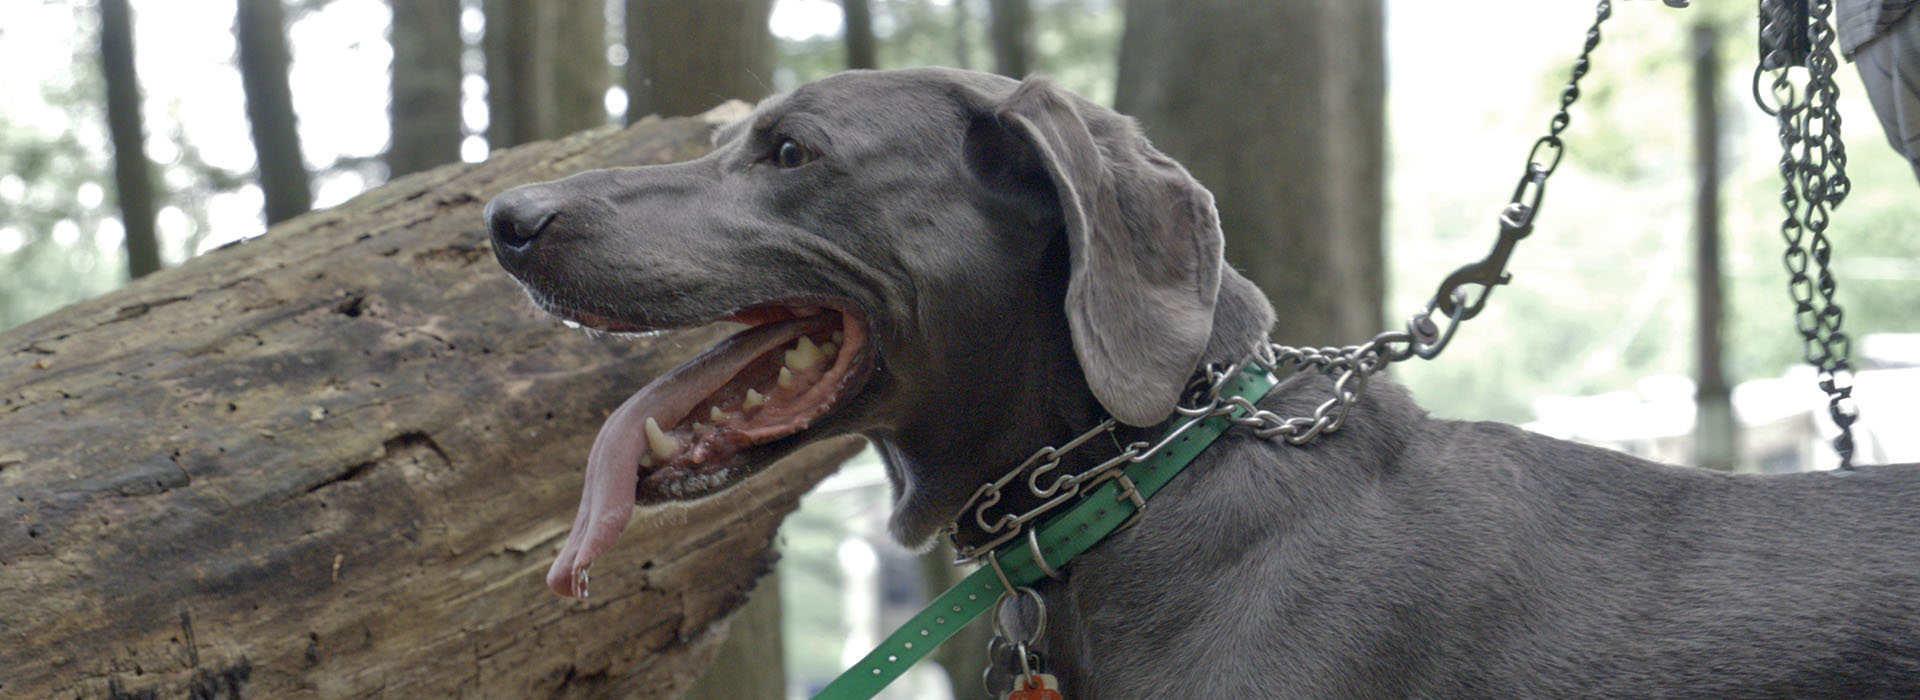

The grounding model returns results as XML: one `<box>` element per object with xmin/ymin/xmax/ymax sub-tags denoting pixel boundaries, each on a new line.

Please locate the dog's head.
<box><xmin>486</xmin><ymin>68</ymin><xmax>1266</xmax><ymax>597</ymax></box>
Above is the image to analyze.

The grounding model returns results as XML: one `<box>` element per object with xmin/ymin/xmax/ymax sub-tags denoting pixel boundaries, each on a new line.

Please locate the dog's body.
<box><xmin>488</xmin><ymin>68</ymin><xmax>1920</xmax><ymax>697</ymax></box>
<box><xmin>1056</xmin><ymin>375</ymin><xmax>1920</xmax><ymax>697</ymax></box>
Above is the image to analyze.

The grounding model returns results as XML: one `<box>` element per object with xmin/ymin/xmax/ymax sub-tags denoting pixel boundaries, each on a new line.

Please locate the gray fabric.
<box><xmin>1853</xmin><ymin>4</ymin><xmax>1920</xmax><ymax>184</ymax></box>
<box><xmin>487</xmin><ymin>68</ymin><xmax>1920</xmax><ymax>698</ymax></box>
<box><xmin>1839</xmin><ymin>0</ymin><xmax>1918</xmax><ymax>56</ymax></box>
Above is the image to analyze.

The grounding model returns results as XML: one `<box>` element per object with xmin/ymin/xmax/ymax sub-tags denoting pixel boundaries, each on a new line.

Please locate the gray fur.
<box><xmin>488</xmin><ymin>68</ymin><xmax>1920</xmax><ymax>698</ymax></box>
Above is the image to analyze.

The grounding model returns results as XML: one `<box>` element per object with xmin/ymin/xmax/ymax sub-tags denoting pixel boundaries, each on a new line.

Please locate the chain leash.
<box><xmin>1755</xmin><ymin>0</ymin><xmax>1860</xmax><ymax>468</ymax></box>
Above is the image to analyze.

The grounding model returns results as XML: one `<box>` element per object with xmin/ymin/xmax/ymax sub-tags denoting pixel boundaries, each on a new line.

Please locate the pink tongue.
<box><xmin>545</xmin><ymin>315</ymin><xmax>826</xmax><ymax>599</ymax></box>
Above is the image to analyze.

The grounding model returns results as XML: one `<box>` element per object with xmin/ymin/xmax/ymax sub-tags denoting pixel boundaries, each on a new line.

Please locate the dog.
<box><xmin>486</xmin><ymin>67</ymin><xmax>1920</xmax><ymax>698</ymax></box>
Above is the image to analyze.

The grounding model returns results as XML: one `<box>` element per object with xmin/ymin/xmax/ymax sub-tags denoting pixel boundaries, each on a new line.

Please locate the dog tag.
<box><xmin>1003</xmin><ymin>673</ymin><xmax>1063</xmax><ymax>700</ymax></box>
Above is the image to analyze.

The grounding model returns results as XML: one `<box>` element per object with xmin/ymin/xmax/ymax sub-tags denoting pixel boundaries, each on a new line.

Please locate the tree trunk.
<box><xmin>552</xmin><ymin>0</ymin><xmax>611</xmax><ymax>136</ymax></box>
<box><xmin>624</xmin><ymin>0</ymin><xmax>774</xmax><ymax>122</ymax></box>
<box><xmin>484</xmin><ymin>0</ymin><xmax>553</xmax><ymax>148</ymax></box>
<box><xmin>682</xmin><ymin>570</ymin><xmax>786</xmax><ymax>700</ymax></box>
<box><xmin>485</xmin><ymin>0</ymin><xmax>608</xmax><ymax>149</ymax></box>
<box><xmin>842</xmin><ymin>0</ymin><xmax>878</xmax><ymax>70</ymax></box>
<box><xmin>0</xmin><ymin>104</ymin><xmax>862</xmax><ymax>700</ymax></box>
<box><xmin>1693</xmin><ymin>22</ymin><xmax>1737</xmax><ymax>471</ymax></box>
<box><xmin>1116</xmin><ymin>0</ymin><xmax>1385</xmax><ymax>347</ymax></box>
<box><xmin>99</xmin><ymin>0</ymin><xmax>163</xmax><ymax>280</ymax></box>
<box><xmin>988</xmin><ymin>0</ymin><xmax>1032</xmax><ymax>78</ymax></box>
<box><xmin>386</xmin><ymin>0</ymin><xmax>465</xmax><ymax>177</ymax></box>
<box><xmin>953</xmin><ymin>0</ymin><xmax>974</xmax><ymax>69</ymax></box>
<box><xmin>236</xmin><ymin>0</ymin><xmax>313</xmax><ymax>225</ymax></box>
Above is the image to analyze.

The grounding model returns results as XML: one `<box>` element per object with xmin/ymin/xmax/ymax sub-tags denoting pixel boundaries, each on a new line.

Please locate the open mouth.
<box><xmin>542</xmin><ymin>302</ymin><xmax>873</xmax><ymax>599</ymax></box>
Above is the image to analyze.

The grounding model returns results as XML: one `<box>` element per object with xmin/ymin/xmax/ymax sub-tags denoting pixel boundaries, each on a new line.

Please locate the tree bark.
<box><xmin>1116</xmin><ymin>0</ymin><xmax>1385</xmax><ymax>347</ymax></box>
<box><xmin>236</xmin><ymin>0</ymin><xmax>313</xmax><ymax>225</ymax></box>
<box><xmin>842</xmin><ymin>0</ymin><xmax>878</xmax><ymax>70</ymax></box>
<box><xmin>386</xmin><ymin>0</ymin><xmax>465</xmax><ymax>177</ymax></box>
<box><xmin>625</xmin><ymin>0</ymin><xmax>774</xmax><ymax>122</ymax></box>
<box><xmin>0</xmin><ymin>104</ymin><xmax>861</xmax><ymax>699</ymax></box>
<box><xmin>988</xmin><ymin>0</ymin><xmax>1032</xmax><ymax>78</ymax></box>
<box><xmin>99</xmin><ymin>0</ymin><xmax>163</xmax><ymax>280</ymax></box>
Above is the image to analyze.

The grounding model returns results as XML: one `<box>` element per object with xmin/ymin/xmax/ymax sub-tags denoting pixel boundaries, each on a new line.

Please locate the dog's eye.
<box><xmin>773</xmin><ymin>139</ymin><xmax>816</xmax><ymax>168</ymax></box>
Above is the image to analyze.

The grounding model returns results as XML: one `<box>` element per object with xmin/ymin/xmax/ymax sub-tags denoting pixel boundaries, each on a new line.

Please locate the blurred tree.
<box><xmin>683</xmin><ymin>571</ymin><xmax>785</xmax><ymax>700</ymax></box>
<box><xmin>2</xmin><ymin>6</ymin><xmax>248</xmax><ymax>331</ymax></box>
<box><xmin>952</xmin><ymin>0</ymin><xmax>973</xmax><ymax>68</ymax></box>
<box><xmin>988</xmin><ymin>0</ymin><xmax>1031</xmax><ymax>77</ymax></box>
<box><xmin>386</xmin><ymin>0</ymin><xmax>463</xmax><ymax>176</ymax></box>
<box><xmin>553</xmin><ymin>0</ymin><xmax>609</xmax><ymax>135</ymax></box>
<box><xmin>1692</xmin><ymin>21</ymin><xmax>1736</xmax><ymax>471</ymax></box>
<box><xmin>236</xmin><ymin>0</ymin><xmax>313</xmax><ymax>225</ymax></box>
<box><xmin>98</xmin><ymin>0</ymin><xmax>160</xmax><ymax>279</ymax></box>
<box><xmin>1117</xmin><ymin>0</ymin><xmax>1385</xmax><ymax>346</ymax></box>
<box><xmin>843</xmin><ymin>0</ymin><xmax>877</xmax><ymax>69</ymax></box>
<box><xmin>625</xmin><ymin>0</ymin><xmax>774</xmax><ymax>122</ymax></box>
<box><xmin>484</xmin><ymin>1</ymin><xmax>546</xmax><ymax>147</ymax></box>
<box><xmin>485</xmin><ymin>0</ymin><xmax>608</xmax><ymax>148</ymax></box>
<box><xmin>0</xmin><ymin>67</ymin><xmax>119</xmax><ymax>330</ymax></box>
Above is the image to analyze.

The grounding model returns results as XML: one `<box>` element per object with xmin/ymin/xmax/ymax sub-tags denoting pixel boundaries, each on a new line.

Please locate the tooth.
<box><xmin>778</xmin><ymin>367</ymin><xmax>795</xmax><ymax>388</ymax></box>
<box><xmin>709</xmin><ymin>406</ymin><xmax>726</xmax><ymax>423</ymax></box>
<box><xmin>639</xmin><ymin>452</ymin><xmax>654</xmax><ymax>468</ymax></box>
<box><xmin>644</xmin><ymin>417</ymin><xmax>679</xmax><ymax>459</ymax></box>
<box><xmin>818</xmin><ymin>341</ymin><xmax>837</xmax><ymax>358</ymax></box>
<box><xmin>743</xmin><ymin>388</ymin><xmax>766</xmax><ymax>409</ymax></box>
<box><xmin>784</xmin><ymin>336</ymin><xmax>823</xmax><ymax>371</ymax></box>
<box><xmin>831</xmin><ymin>331</ymin><xmax>844</xmax><ymax>344</ymax></box>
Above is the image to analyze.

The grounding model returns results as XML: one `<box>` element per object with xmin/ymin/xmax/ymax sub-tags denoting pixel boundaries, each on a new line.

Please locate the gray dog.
<box><xmin>487</xmin><ymin>68</ymin><xmax>1920</xmax><ymax>698</ymax></box>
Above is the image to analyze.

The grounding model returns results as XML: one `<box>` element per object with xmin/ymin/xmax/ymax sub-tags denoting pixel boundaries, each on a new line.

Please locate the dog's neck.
<box><xmin>881</xmin><ymin>269</ymin><xmax>1278</xmax><ymax>549</ymax></box>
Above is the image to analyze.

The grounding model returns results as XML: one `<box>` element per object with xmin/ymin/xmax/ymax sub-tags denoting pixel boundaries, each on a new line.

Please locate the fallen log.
<box><xmin>0</xmin><ymin>104</ymin><xmax>859</xmax><ymax>699</ymax></box>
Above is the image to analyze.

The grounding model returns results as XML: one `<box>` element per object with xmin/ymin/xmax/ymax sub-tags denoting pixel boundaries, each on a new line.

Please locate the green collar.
<box><xmin>810</xmin><ymin>365</ymin><xmax>1278</xmax><ymax>700</ymax></box>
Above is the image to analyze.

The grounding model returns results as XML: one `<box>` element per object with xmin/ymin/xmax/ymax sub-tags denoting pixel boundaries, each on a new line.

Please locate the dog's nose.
<box><xmin>486</xmin><ymin>188</ymin><xmax>557</xmax><ymax>252</ymax></box>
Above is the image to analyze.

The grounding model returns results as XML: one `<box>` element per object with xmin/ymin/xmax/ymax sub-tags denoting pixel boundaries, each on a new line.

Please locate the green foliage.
<box><xmin>0</xmin><ymin>7</ymin><xmax>251</xmax><ymax>331</ymax></box>
<box><xmin>0</xmin><ymin>17</ymin><xmax>123</xmax><ymax>330</ymax></box>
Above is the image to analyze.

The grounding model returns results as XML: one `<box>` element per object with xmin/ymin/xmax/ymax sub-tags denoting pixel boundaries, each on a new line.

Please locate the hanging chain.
<box><xmin>1256</xmin><ymin>0</ymin><xmax>1617</xmax><ymax>442</ymax></box>
<box><xmin>1755</xmin><ymin>0</ymin><xmax>1860</xmax><ymax>468</ymax></box>
<box><xmin>947</xmin><ymin>0</ymin><xmax>1631</xmax><ymax>563</ymax></box>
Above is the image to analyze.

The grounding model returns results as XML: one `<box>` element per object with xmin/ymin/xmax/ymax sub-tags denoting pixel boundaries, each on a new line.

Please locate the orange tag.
<box><xmin>1004</xmin><ymin>673</ymin><xmax>1063</xmax><ymax>700</ymax></box>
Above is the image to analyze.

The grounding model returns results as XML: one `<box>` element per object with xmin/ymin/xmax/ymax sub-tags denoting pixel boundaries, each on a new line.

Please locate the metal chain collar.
<box><xmin>1755</xmin><ymin>0</ymin><xmax>1861</xmax><ymax>468</ymax></box>
<box><xmin>947</xmin><ymin>0</ymin><xmax>1625</xmax><ymax>564</ymax></box>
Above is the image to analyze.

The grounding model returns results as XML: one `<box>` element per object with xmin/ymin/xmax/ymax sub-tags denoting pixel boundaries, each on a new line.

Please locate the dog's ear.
<box><xmin>993</xmin><ymin>78</ymin><xmax>1224</xmax><ymax>426</ymax></box>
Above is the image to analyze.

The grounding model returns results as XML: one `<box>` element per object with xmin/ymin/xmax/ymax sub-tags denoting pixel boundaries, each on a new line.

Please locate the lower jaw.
<box><xmin>628</xmin><ymin>313</ymin><xmax>873</xmax><ymax>501</ymax></box>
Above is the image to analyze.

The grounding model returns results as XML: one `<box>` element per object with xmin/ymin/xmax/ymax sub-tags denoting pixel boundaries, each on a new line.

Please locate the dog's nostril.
<box><xmin>486</xmin><ymin>191</ymin><xmax>559</xmax><ymax>250</ymax></box>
